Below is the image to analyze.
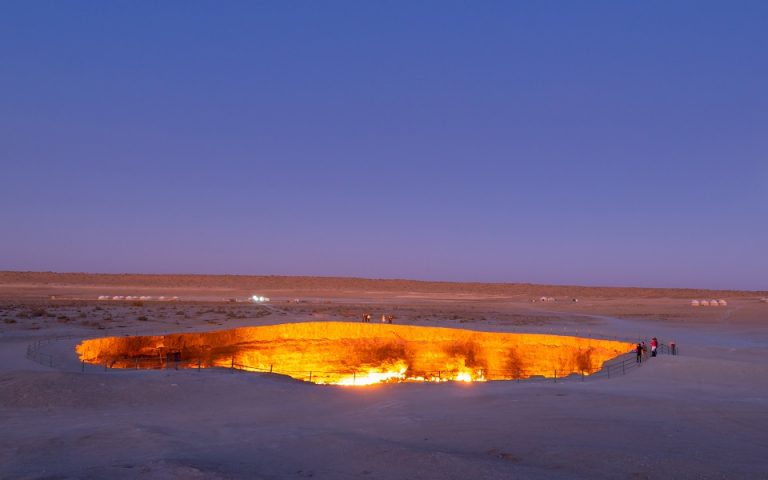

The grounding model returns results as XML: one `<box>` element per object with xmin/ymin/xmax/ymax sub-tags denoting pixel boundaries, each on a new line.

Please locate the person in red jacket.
<box><xmin>651</xmin><ymin>337</ymin><xmax>658</xmax><ymax>357</ymax></box>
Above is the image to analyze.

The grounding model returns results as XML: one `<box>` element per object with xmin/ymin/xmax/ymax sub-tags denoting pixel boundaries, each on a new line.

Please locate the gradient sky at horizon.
<box><xmin>1</xmin><ymin>1</ymin><xmax>767</xmax><ymax>290</ymax></box>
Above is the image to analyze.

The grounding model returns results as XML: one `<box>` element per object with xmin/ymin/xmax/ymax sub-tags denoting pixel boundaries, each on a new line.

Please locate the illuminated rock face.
<box><xmin>76</xmin><ymin>322</ymin><xmax>632</xmax><ymax>385</ymax></box>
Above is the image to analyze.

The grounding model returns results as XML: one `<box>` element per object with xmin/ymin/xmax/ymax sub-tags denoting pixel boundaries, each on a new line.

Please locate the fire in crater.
<box><xmin>76</xmin><ymin>322</ymin><xmax>632</xmax><ymax>385</ymax></box>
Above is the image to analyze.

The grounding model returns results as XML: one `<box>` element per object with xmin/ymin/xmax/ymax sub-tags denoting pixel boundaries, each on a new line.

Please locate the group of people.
<box><xmin>360</xmin><ymin>313</ymin><xmax>395</xmax><ymax>324</ymax></box>
<box><xmin>635</xmin><ymin>337</ymin><xmax>659</xmax><ymax>363</ymax></box>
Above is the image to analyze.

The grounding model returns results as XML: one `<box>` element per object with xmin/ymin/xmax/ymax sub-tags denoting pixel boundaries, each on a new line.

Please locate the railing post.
<box><xmin>309</xmin><ymin>371</ymin><xmax>313</xmax><ymax>382</ymax></box>
<box><xmin>198</xmin><ymin>359</ymin><xmax>201</xmax><ymax>372</ymax></box>
<box><xmin>553</xmin><ymin>369</ymin><xmax>557</xmax><ymax>383</ymax></box>
<box><xmin>353</xmin><ymin>372</ymin><xmax>356</xmax><ymax>385</ymax></box>
<box><xmin>581</xmin><ymin>370</ymin><xmax>584</xmax><ymax>382</ymax></box>
<box><xmin>81</xmin><ymin>360</ymin><xmax>85</xmax><ymax>373</ymax></box>
<box><xmin>269</xmin><ymin>364</ymin><xmax>273</xmax><ymax>373</ymax></box>
<box><xmin>230</xmin><ymin>355</ymin><xmax>234</xmax><ymax>372</ymax></box>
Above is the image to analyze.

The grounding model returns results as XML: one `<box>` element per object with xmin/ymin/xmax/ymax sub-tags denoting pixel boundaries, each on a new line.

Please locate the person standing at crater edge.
<box><xmin>636</xmin><ymin>342</ymin><xmax>643</xmax><ymax>363</ymax></box>
<box><xmin>651</xmin><ymin>337</ymin><xmax>658</xmax><ymax>357</ymax></box>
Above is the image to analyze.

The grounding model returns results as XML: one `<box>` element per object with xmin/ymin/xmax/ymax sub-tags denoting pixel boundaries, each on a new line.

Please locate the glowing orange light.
<box><xmin>76</xmin><ymin>322</ymin><xmax>632</xmax><ymax>386</ymax></box>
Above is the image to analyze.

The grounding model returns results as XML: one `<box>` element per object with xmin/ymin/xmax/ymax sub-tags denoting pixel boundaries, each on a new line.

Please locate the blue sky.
<box><xmin>1</xmin><ymin>1</ymin><xmax>766</xmax><ymax>289</ymax></box>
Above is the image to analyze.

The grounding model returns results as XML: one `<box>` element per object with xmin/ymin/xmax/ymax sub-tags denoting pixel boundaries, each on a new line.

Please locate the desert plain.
<box><xmin>1</xmin><ymin>272</ymin><xmax>767</xmax><ymax>479</ymax></box>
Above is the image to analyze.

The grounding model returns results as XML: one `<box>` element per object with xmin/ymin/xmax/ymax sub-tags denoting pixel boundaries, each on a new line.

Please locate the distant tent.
<box><xmin>700</xmin><ymin>300</ymin><xmax>710</xmax><ymax>306</ymax></box>
<box><xmin>691</xmin><ymin>300</ymin><xmax>700</xmax><ymax>307</ymax></box>
<box><xmin>718</xmin><ymin>299</ymin><xmax>728</xmax><ymax>306</ymax></box>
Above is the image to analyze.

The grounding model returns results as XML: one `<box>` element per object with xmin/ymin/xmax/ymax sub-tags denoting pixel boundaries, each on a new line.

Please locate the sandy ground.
<box><xmin>1</xmin><ymin>273</ymin><xmax>767</xmax><ymax>479</ymax></box>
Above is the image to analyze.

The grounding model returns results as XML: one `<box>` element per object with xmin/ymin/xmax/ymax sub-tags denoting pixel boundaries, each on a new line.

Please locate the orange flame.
<box><xmin>76</xmin><ymin>322</ymin><xmax>632</xmax><ymax>385</ymax></box>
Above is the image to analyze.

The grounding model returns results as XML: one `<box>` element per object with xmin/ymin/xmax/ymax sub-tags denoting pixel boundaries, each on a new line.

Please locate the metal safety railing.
<box><xmin>26</xmin><ymin>335</ymin><xmax>678</xmax><ymax>384</ymax></box>
<box><xmin>26</xmin><ymin>334</ymin><xmax>86</xmax><ymax>368</ymax></box>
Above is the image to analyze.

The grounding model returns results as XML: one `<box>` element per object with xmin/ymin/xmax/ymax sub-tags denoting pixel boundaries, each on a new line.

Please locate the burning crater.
<box><xmin>76</xmin><ymin>322</ymin><xmax>632</xmax><ymax>385</ymax></box>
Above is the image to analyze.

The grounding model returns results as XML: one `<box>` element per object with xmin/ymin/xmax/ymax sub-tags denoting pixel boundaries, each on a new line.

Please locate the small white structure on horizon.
<box><xmin>98</xmin><ymin>294</ymin><xmax>178</xmax><ymax>302</ymax></box>
<box><xmin>693</xmin><ymin>299</ymin><xmax>728</xmax><ymax>307</ymax></box>
<box><xmin>251</xmin><ymin>295</ymin><xmax>270</xmax><ymax>303</ymax></box>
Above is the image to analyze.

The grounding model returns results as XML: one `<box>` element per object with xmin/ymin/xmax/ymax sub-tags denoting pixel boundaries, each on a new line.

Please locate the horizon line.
<box><xmin>2</xmin><ymin>270</ymin><xmax>765</xmax><ymax>294</ymax></box>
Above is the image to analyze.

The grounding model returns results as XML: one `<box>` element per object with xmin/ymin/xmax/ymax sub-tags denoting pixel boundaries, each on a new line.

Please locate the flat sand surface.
<box><xmin>1</xmin><ymin>273</ymin><xmax>767</xmax><ymax>479</ymax></box>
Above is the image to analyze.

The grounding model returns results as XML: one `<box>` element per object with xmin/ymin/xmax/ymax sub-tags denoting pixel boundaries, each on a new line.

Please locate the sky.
<box><xmin>1</xmin><ymin>1</ymin><xmax>767</xmax><ymax>290</ymax></box>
